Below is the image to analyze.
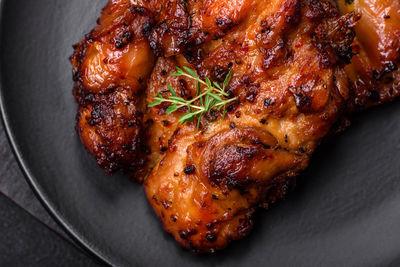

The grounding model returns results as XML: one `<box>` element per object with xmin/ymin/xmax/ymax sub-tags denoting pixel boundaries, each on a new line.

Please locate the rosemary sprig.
<box><xmin>148</xmin><ymin>66</ymin><xmax>236</xmax><ymax>130</ymax></box>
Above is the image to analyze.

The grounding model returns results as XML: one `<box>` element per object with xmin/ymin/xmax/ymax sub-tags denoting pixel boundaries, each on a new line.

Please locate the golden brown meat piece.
<box><xmin>149</xmin><ymin>0</ymin><xmax>255</xmax><ymax>56</ymax></box>
<box><xmin>144</xmin><ymin>0</ymin><xmax>359</xmax><ymax>252</ymax></box>
<box><xmin>71</xmin><ymin>0</ymin><xmax>156</xmax><ymax>175</ymax></box>
<box><xmin>337</xmin><ymin>0</ymin><xmax>400</xmax><ymax>110</ymax></box>
<box><xmin>76</xmin><ymin>88</ymin><xmax>146</xmax><ymax>174</ymax></box>
<box><xmin>71</xmin><ymin>0</ymin><xmax>400</xmax><ymax>254</ymax></box>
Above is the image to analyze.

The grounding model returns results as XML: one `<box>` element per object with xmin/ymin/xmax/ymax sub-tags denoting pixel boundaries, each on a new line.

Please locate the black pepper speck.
<box><xmin>206</xmin><ymin>233</ymin><xmax>217</xmax><ymax>243</ymax></box>
<box><xmin>184</xmin><ymin>165</ymin><xmax>196</xmax><ymax>174</ymax></box>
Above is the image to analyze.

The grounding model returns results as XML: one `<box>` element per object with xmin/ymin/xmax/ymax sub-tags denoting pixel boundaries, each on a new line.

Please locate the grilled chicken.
<box><xmin>338</xmin><ymin>0</ymin><xmax>400</xmax><ymax>110</ymax></box>
<box><xmin>71</xmin><ymin>0</ymin><xmax>156</xmax><ymax>176</ymax></box>
<box><xmin>71</xmin><ymin>0</ymin><xmax>400</xmax><ymax>253</ymax></box>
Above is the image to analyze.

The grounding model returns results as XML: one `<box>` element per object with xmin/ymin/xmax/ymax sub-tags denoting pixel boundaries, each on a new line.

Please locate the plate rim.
<box><xmin>0</xmin><ymin>1</ymin><xmax>114</xmax><ymax>265</ymax></box>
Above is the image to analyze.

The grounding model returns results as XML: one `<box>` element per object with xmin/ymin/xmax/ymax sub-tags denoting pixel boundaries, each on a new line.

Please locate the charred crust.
<box><xmin>261</xmin><ymin>39</ymin><xmax>288</xmax><ymax>70</ymax></box>
<box><xmin>373</xmin><ymin>62</ymin><xmax>398</xmax><ymax>81</ymax></box>
<box><xmin>211</xmin><ymin>194</ymin><xmax>219</xmax><ymax>200</ymax></box>
<box><xmin>178</xmin><ymin>229</ymin><xmax>198</xmax><ymax>240</ymax></box>
<box><xmin>206</xmin><ymin>233</ymin><xmax>217</xmax><ymax>243</ymax></box>
<box><xmin>313</xmin><ymin>12</ymin><xmax>360</xmax><ymax>68</ymax></box>
<box><xmin>142</xmin><ymin>22</ymin><xmax>154</xmax><ymax>37</ymax></box>
<box><xmin>304</xmin><ymin>0</ymin><xmax>325</xmax><ymax>21</ymax></box>
<box><xmin>132</xmin><ymin>6</ymin><xmax>147</xmax><ymax>15</ymax></box>
<box><xmin>264</xmin><ymin>98</ymin><xmax>275</xmax><ymax>108</ymax></box>
<box><xmin>114</xmin><ymin>30</ymin><xmax>133</xmax><ymax>49</ymax></box>
<box><xmin>288</xmin><ymin>86</ymin><xmax>312</xmax><ymax>112</ymax></box>
<box><xmin>304</xmin><ymin>0</ymin><xmax>338</xmax><ymax>21</ymax></box>
<box><xmin>212</xmin><ymin>65</ymin><xmax>230</xmax><ymax>83</ymax></box>
<box><xmin>366</xmin><ymin>90</ymin><xmax>380</xmax><ymax>102</ymax></box>
<box><xmin>208</xmin><ymin>145</ymin><xmax>261</xmax><ymax>189</ymax></box>
<box><xmin>184</xmin><ymin>164</ymin><xmax>196</xmax><ymax>175</ymax></box>
<box><xmin>245</xmin><ymin>87</ymin><xmax>259</xmax><ymax>103</ymax></box>
<box><xmin>236</xmin><ymin>215</ymin><xmax>254</xmax><ymax>237</ymax></box>
<box><xmin>148</xmin><ymin>0</ymin><xmax>192</xmax><ymax>56</ymax></box>
<box><xmin>298</xmin><ymin>147</ymin><xmax>306</xmax><ymax>153</ymax></box>
<box><xmin>76</xmin><ymin>89</ymin><xmax>146</xmax><ymax>175</ymax></box>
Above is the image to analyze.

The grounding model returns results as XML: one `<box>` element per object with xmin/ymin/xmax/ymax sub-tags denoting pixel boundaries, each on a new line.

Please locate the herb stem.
<box><xmin>148</xmin><ymin>66</ymin><xmax>236</xmax><ymax>130</ymax></box>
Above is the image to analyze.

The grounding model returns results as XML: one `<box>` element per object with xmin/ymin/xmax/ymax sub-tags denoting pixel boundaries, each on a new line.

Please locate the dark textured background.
<box><xmin>0</xmin><ymin>122</ymin><xmax>101</xmax><ymax>266</ymax></box>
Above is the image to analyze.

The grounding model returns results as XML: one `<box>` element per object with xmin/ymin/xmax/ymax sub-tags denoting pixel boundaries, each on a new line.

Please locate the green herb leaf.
<box><xmin>178</xmin><ymin>113</ymin><xmax>195</xmax><ymax>123</ymax></box>
<box><xmin>182</xmin><ymin>66</ymin><xmax>197</xmax><ymax>78</ymax></box>
<box><xmin>169</xmin><ymin>96</ymin><xmax>186</xmax><ymax>103</ymax></box>
<box><xmin>148</xmin><ymin>66</ymin><xmax>236</xmax><ymax>130</ymax></box>
<box><xmin>213</xmin><ymin>81</ymin><xmax>222</xmax><ymax>90</ymax></box>
<box><xmin>197</xmin><ymin>81</ymin><xmax>203</xmax><ymax>106</ymax></box>
<box><xmin>223</xmin><ymin>69</ymin><xmax>233</xmax><ymax>90</ymax></box>
<box><xmin>205</xmin><ymin>77</ymin><xmax>212</xmax><ymax>88</ymax></box>
<box><xmin>204</xmin><ymin>94</ymin><xmax>211</xmax><ymax>111</ymax></box>
<box><xmin>197</xmin><ymin>113</ymin><xmax>202</xmax><ymax>130</ymax></box>
<box><xmin>167</xmin><ymin>84</ymin><xmax>177</xmax><ymax>96</ymax></box>
<box><xmin>148</xmin><ymin>98</ymin><xmax>163</xmax><ymax>107</ymax></box>
<box><xmin>208</xmin><ymin>92</ymin><xmax>222</xmax><ymax>101</ymax></box>
<box><xmin>166</xmin><ymin>104</ymin><xmax>178</xmax><ymax>114</ymax></box>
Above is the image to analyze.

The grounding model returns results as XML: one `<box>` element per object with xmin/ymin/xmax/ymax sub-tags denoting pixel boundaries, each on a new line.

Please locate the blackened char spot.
<box><xmin>84</xmin><ymin>93</ymin><xmax>96</xmax><ymax>103</ymax></box>
<box><xmin>336</xmin><ymin>45</ymin><xmax>353</xmax><ymax>64</ymax></box>
<box><xmin>91</xmin><ymin>102</ymin><xmax>102</xmax><ymax>120</ymax></box>
<box><xmin>184</xmin><ymin>164</ymin><xmax>196</xmax><ymax>174</ymax></box>
<box><xmin>285</xmin><ymin>0</ymin><xmax>301</xmax><ymax>25</ymax></box>
<box><xmin>313</xmin><ymin>12</ymin><xmax>359</xmax><ymax>67</ymax></box>
<box><xmin>384</xmin><ymin>61</ymin><xmax>398</xmax><ymax>74</ymax></box>
<box><xmin>237</xmin><ymin>213</ymin><xmax>254</xmax><ymax>237</ymax></box>
<box><xmin>206</xmin><ymin>233</ymin><xmax>217</xmax><ymax>243</ymax></box>
<box><xmin>262</xmin><ymin>39</ymin><xmax>287</xmax><ymax>70</ymax></box>
<box><xmin>179</xmin><ymin>229</ymin><xmax>197</xmax><ymax>240</ymax></box>
<box><xmin>208</xmin><ymin>145</ymin><xmax>261</xmax><ymax>189</ymax></box>
<box><xmin>304</xmin><ymin>0</ymin><xmax>325</xmax><ymax>21</ymax></box>
<box><xmin>367</xmin><ymin>90</ymin><xmax>380</xmax><ymax>102</ymax></box>
<box><xmin>212</xmin><ymin>65</ymin><xmax>229</xmax><ymax>82</ymax></box>
<box><xmin>142</xmin><ymin>22</ymin><xmax>154</xmax><ymax>37</ymax></box>
<box><xmin>289</xmin><ymin>86</ymin><xmax>312</xmax><ymax>112</ymax></box>
<box><xmin>264</xmin><ymin>98</ymin><xmax>275</xmax><ymax>108</ymax></box>
<box><xmin>115</xmin><ymin>31</ymin><xmax>133</xmax><ymax>49</ymax></box>
<box><xmin>372</xmin><ymin>62</ymin><xmax>397</xmax><ymax>81</ymax></box>
<box><xmin>245</xmin><ymin>87</ymin><xmax>258</xmax><ymax>103</ymax></box>
<box><xmin>216</xmin><ymin>18</ymin><xmax>233</xmax><ymax>30</ymax></box>
<box><xmin>133</xmin><ymin>6</ymin><xmax>146</xmax><ymax>15</ymax></box>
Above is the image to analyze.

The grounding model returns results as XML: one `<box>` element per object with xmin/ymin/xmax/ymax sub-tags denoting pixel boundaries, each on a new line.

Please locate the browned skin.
<box><xmin>337</xmin><ymin>0</ymin><xmax>400</xmax><ymax>111</ymax></box>
<box><xmin>144</xmin><ymin>0</ymin><xmax>360</xmax><ymax>253</ymax></box>
<box><xmin>71</xmin><ymin>0</ymin><xmax>156</xmax><ymax>176</ymax></box>
<box><xmin>71</xmin><ymin>0</ymin><xmax>400</xmax><ymax>253</ymax></box>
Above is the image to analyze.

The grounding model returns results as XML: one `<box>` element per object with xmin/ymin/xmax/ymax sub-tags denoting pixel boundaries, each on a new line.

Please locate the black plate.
<box><xmin>1</xmin><ymin>0</ymin><xmax>400</xmax><ymax>266</ymax></box>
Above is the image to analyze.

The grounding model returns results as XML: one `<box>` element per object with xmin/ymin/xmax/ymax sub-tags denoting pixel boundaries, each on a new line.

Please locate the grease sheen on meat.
<box><xmin>71</xmin><ymin>0</ymin><xmax>400</xmax><ymax>253</ymax></box>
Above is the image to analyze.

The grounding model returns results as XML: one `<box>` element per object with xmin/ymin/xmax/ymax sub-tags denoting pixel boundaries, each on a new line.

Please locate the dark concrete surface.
<box><xmin>0</xmin><ymin>121</ymin><xmax>65</xmax><ymax>236</ymax></box>
<box><xmin>0</xmin><ymin>123</ymin><xmax>102</xmax><ymax>266</ymax></box>
<box><xmin>0</xmin><ymin>193</ymin><xmax>101</xmax><ymax>266</ymax></box>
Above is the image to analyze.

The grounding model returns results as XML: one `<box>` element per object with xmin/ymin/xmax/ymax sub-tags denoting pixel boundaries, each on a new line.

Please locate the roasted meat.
<box><xmin>144</xmin><ymin>0</ymin><xmax>359</xmax><ymax>253</ymax></box>
<box><xmin>338</xmin><ymin>0</ymin><xmax>400</xmax><ymax>110</ymax></box>
<box><xmin>71</xmin><ymin>0</ymin><xmax>156</xmax><ymax>175</ymax></box>
<box><xmin>71</xmin><ymin>0</ymin><xmax>400</xmax><ymax>253</ymax></box>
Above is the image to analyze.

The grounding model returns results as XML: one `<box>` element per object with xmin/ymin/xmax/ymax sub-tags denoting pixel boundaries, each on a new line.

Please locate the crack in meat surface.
<box><xmin>70</xmin><ymin>0</ymin><xmax>400</xmax><ymax>253</ymax></box>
